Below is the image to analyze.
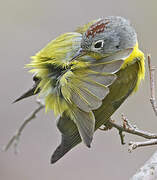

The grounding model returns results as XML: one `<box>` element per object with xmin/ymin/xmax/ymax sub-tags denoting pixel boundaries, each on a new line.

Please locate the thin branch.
<box><xmin>119</xmin><ymin>130</ymin><xmax>125</xmax><ymax>145</ymax></box>
<box><xmin>148</xmin><ymin>55</ymin><xmax>157</xmax><ymax>116</ymax></box>
<box><xmin>128</xmin><ymin>139</ymin><xmax>157</xmax><ymax>152</ymax></box>
<box><xmin>100</xmin><ymin>113</ymin><xmax>157</xmax><ymax>151</ymax></box>
<box><xmin>3</xmin><ymin>102</ymin><xmax>44</xmax><ymax>152</ymax></box>
<box><xmin>130</xmin><ymin>54</ymin><xmax>157</xmax><ymax>180</ymax></box>
<box><xmin>108</xmin><ymin>116</ymin><xmax>157</xmax><ymax>140</ymax></box>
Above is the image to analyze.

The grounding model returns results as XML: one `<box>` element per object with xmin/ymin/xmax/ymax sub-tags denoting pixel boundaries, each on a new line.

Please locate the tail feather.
<box><xmin>13</xmin><ymin>86</ymin><xmax>40</xmax><ymax>103</ymax></box>
<box><xmin>13</xmin><ymin>75</ymin><xmax>40</xmax><ymax>103</ymax></box>
<box><xmin>51</xmin><ymin>133</ymin><xmax>81</xmax><ymax>164</ymax></box>
<box><xmin>51</xmin><ymin>114</ymin><xmax>82</xmax><ymax>164</ymax></box>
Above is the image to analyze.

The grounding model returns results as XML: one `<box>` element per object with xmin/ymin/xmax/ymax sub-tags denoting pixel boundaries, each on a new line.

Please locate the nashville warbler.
<box><xmin>14</xmin><ymin>16</ymin><xmax>145</xmax><ymax>164</ymax></box>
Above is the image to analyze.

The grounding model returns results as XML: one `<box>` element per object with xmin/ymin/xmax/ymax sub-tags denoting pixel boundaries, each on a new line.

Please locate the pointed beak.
<box><xmin>70</xmin><ymin>48</ymin><xmax>87</xmax><ymax>61</ymax></box>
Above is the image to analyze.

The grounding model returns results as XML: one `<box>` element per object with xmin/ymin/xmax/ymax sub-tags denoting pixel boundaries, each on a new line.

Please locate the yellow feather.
<box><xmin>121</xmin><ymin>43</ymin><xmax>145</xmax><ymax>91</ymax></box>
<box><xmin>26</xmin><ymin>26</ymin><xmax>145</xmax><ymax>117</ymax></box>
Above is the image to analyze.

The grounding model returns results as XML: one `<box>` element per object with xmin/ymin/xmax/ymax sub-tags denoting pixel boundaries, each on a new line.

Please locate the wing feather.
<box><xmin>71</xmin><ymin>109</ymin><xmax>95</xmax><ymax>147</ymax></box>
<box><xmin>58</xmin><ymin>48</ymin><xmax>133</xmax><ymax>147</ymax></box>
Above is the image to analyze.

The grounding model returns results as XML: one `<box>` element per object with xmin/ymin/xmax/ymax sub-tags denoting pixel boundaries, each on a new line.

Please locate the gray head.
<box><xmin>81</xmin><ymin>16</ymin><xmax>137</xmax><ymax>55</ymax></box>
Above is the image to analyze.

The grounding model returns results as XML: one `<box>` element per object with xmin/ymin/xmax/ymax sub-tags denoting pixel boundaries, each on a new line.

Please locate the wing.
<box><xmin>51</xmin><ymin>55</ymin><xmax>140</xmax><ymax>164</ymax></box>
<box><xmin>60</xmin><ymin>59</ymin><xmax>124</xmax><ymax>146</ymax></box>
<box><xmin>50</xmin><ymin>48</ymin><xmax>133</xmax><ymax>162</ymax></box>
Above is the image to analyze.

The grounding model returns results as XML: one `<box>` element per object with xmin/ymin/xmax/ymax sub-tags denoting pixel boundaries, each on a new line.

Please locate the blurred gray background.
<box><xmin>1</xmin><ymin>0</ymin><xmax>157</xmax><ymax>179</ymax></box>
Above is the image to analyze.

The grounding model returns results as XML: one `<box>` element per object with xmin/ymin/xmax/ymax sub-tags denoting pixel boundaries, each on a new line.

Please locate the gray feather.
<box><xmin>82</xmin><ymin>81</ymin><xmax>109</xmax><ymax>100</ymax></box>
<box><xmin>70</xmin><ymin>88</ymin><xmax>102</xmax><ymax>112</ymax></box>
<box><xmin>87</xmin><ymin>73</ymin><xmax>116</xmax><ymax>86</ymax></box>
<box><xmin>71</xmin><ymin>109</ymin><xmax>95</xmax><ymax>147</ymax></box>
<box><xmin>90</xmin><ymin>59</ymin><xmax>124</xmax><ymax>74</ymax></box>
<box><xmin>97</xmin><ymin>48</ymin><xmax>133</xmax><ymax>63</ymax></box>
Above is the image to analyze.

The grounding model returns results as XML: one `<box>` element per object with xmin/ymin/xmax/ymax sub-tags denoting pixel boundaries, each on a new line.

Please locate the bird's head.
<box><xmin>72</xmin><ymin>16</ymin><xmax>137</xmax><ymax>60</ymax></box>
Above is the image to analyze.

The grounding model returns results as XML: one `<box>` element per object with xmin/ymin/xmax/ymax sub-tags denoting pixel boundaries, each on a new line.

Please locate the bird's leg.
<box><xmin>99</xmin><ymin>118</ymin><xmax>114</xmax><ymax>131</ymax></box>
<box><xmin>99</xmin><ymin>117</ymin><xmax>126</xmax><ymax>144</ymax></box>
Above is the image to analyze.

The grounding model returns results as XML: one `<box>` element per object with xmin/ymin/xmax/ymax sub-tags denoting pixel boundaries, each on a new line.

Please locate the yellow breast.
<box><xmin>121</xmin><ymin>43</ymin><xmax>145</xmax><ymax>92</ymax></box>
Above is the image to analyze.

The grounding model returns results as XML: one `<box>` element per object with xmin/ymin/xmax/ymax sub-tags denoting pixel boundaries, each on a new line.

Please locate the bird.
<box><xmin>14</xmin><ymin>16</ymin><xmax>145</xmax><ymax>164</ymax></box>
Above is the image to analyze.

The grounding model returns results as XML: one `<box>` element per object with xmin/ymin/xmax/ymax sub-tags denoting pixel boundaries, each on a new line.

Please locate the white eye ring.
<box><xmin>93</xmin><ymin>40</ymin><xmax>104</xmax><ymax>50</ymax></box>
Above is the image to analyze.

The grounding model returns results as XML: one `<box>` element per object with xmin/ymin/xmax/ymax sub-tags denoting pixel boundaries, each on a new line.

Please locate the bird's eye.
<box><xmin>94</xmin><ymin>40</ymin><xmax>104</xmax><ymax>49</ymax></box>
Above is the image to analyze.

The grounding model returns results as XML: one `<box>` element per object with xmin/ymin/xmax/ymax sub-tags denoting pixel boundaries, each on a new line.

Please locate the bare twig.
<box><xmin>100</xmin><ymin>113</ymin><xmax>157</xmax><ymax>151</ymax></box>
<box><xmin>3</xmin><ymin>102</ymin><xmax>44</xmax><ymax>152</ymax></box>
<box><xmin>109</xmin><ymin>116</ymin><xmax>157</xmax><ymax>139</ymax></box>
<box><xmin>108</xmin><ymin>116</ymin><xmax>157</xmax><ymax>140</ymax></box>
<box><xmin>128</xmin><ymin>139</ymin><xmax>157</xmax><ymax>152</ymax></box>
<box><xmin>122</xmin><ymin>113</ymin><xmax>136</xmax><ymax>129</ymax></box>
<box><xmin>130</xmin><ymin>55</ymin><xmax>157</xmax><ymax>179</ymax></box>
<box><xmin>119</xmin><ymin>130</ymin><xmax>125</xmax><ymax>145</ymax></box>
<box><xmin>148</xmin><ymin>55</ymin><xmax>157</xmax><ymax>116</ymax></box>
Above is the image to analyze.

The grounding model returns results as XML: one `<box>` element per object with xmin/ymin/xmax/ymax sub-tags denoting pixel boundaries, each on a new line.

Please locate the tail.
<box><xmin>51</xmin><ymin>114</ymin><xmax>82</xmax><ymax>164</ymax></box>
<box><xmin>51</xmin><ymin>133</ymin><xmax>81</xmax><ymax>164</ymax></box>
<box><xmin>13</xmin><ymin>75</ymin><xmax>40</xmax><ymax>103</ymax></box>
